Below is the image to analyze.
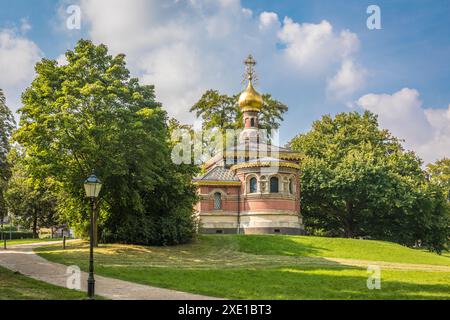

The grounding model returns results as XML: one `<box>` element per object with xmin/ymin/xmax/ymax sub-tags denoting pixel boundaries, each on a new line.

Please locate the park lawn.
<box><xmin>35</xmin><ymin>235</ymin><xmax>450</xmax><ymax>300</ymax></box>
<box><xmin>0</xmin><ymin>266</ymin><xmax>88</xmax><ymax>300</ymax></box>
<box><xmin>236</xmin><ymin>235</ymin><xmax>450</xmax><ymax>266</ymax></box>
<box><xmin>4</xmin><ymin>238</ymin><xmax>65</xmax><ymax>246</ymax></box>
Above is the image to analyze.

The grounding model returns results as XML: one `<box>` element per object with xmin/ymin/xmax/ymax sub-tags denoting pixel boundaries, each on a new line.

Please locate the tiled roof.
<box><xmin>195</xmin><ymin>166</ymin><xmax>240</xmax><ymax>181</ymax></box>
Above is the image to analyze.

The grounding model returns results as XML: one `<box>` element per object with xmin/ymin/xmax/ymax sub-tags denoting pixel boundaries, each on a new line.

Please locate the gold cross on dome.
<box><xmin>244</xmin><ymin>54</ymin><xmax>257</xmax><ymax>83</ymax></box>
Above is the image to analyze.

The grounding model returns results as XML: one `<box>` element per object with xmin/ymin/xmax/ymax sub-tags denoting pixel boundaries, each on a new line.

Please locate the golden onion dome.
<box><xmin>238</xmin><ymin>81</ymin><xmax>263</xmax><ymax>111</ymax></box>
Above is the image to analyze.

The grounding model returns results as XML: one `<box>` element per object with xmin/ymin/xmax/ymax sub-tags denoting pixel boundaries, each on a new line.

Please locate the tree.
<box><xmin>5</xmin><ymin>147</ymin><xmax>58</xmax><ymax>237</ymax></box>
<box><xmin>14</xmin><ymin>39</ymin><xmax>198</xmax><ymax>245</ymax></box>
<box><xmin>190</xmin><ymin>90</ymin><xmax>288</xmax><ymax>135</ymax></box>
<box><xmin>0</xmin><ymin>89</ymin><xmax>15</xmax><ymax>225</ymax></box>
<box><xmin>290</xmin><ymin>111</ymin><xmax>449</xmax><ymax>252</ymax></box>
<box><xmin>427</xmin><ymin>158</ymin><xmax>450</xmax><ymax>200</ymax></box>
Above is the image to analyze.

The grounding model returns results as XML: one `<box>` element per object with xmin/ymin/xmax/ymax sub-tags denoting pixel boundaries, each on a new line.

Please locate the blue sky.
<box><xmin>0</xmin><ymin>0</ymin><xmax>449</xmax><ymax>164</ymax></box>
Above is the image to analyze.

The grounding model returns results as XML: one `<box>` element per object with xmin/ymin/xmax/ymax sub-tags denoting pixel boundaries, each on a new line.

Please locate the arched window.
<box><xmin>289</xmin><ymin>179</ymin><xmax>293</xmax><ymax>194</ymax></box>
<box><xmin>250</xmin><ymin>118</ymin><xmax>255</xmax><ymax>127</ymax></box>
<box><xmin>213</xmin><ymin>192</ymin><xmax>222</xmax><ymax>209</ymax></box>
<box><xmin>270</xmin><ymin>177</ymin><xmax>279</xmax><ymax>193</ymax></box>
<box><xmin>249</xmin><ymin>177</ymin><xmax>257</xmax><ymax>193</ymax></box>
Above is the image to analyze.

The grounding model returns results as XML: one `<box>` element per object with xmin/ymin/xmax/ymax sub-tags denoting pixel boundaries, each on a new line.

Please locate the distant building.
<box><xmin>193</xmin><ymin>56</ymin><xmax>304</xmax><ymax>235</ymax></box>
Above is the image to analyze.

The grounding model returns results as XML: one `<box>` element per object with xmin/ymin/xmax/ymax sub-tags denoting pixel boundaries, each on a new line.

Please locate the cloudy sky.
<box><xmin>0</xmin><ymin>0</ymin><xmax>449</xmax><ymax>164</ymax></box>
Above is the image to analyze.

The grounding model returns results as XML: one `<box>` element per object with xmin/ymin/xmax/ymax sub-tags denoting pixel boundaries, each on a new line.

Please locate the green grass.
<box><xmin>4</xmin><ymin>238</ymin><xmax>65</xmax><ymax>246</ymax></box>
<box><xmin>236</xmin><ymin>235</ymin><xmax>450</xmax><ymax>266</ymax></box>
<box><xmin>35</xmin><ymin>235</ymin><xmax>450</xmax><ymax>300</ymax></box>
<box><xmin>0</xmin><ymin>266</ymin><xmax>88</xmax><ymax>300</ymax></box>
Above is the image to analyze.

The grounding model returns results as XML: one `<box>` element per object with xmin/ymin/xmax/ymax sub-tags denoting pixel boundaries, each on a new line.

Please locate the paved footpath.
<box><xmin>0</xmin><ymin>241</ymin><xmax>219</xmax><ymax>300</ymax></box>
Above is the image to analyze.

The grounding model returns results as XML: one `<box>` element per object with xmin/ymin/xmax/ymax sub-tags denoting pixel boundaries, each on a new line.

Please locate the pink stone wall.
<box><xmin>243</xmin><ymin>198</ymin><xmax>297</xmax><ymax>211</ymax></box>
<box><xmin>197</xmin><ymin>185</ymin><xmax>240</xmax><ymax>212</ymax></box>
<box><xmin>196</xmin><ymin>169</ymin><xmax>302</xmax><ymax>217</ymax></box>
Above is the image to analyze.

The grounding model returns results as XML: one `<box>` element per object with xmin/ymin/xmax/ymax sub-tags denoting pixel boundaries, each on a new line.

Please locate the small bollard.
<box><xmin>63</xmin><ymin>235</ymin><xmax>66</xmax><ymax>250</ymax></box>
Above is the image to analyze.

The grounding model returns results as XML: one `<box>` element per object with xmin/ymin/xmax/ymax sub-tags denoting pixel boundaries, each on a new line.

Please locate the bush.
<box><xmin>101</xmin><ymin>207</ymin><xmax>198</xmax><ymax>246</ymax></box>
<box><xmin>1</xmin><ymin>224</ymin><xmax>18</xmax><ymax>232</ymax></box>
<box><xmin>1</xmin><ymin>231</ymin><xmax>35</xmax><ymax>239</ymax></box>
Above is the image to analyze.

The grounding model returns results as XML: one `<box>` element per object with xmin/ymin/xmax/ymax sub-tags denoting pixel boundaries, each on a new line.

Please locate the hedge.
<box><xmin>0</xmin><ymin>231</ymin><xmax>35</xmax><ymax>240</ymax></box>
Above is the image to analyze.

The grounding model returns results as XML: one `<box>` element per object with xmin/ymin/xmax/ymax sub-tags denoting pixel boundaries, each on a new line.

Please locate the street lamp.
<box><xmin>83</xmin><ymin>172</ymin><xmax>102</xmax><ymax>299</ymax></box>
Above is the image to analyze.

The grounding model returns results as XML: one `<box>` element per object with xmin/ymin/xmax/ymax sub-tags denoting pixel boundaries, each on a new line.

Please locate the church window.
<box><xmin>249</xmin><ymin>177</ymin><xmax>257</xmax><ymax>193</ymax></box>
<box><xmin>214</xmin><ymin>192</ymin><xmax>222</xmax><ymax>209</ymax></box>
<box><xmin>270</xmin><ymin>177</ymin><xmax>279</xmax><ymax>193</ymax></box>
<box><xmin>250</xmin><ymin>118</ymin><xmax>255</xmax><ymax>127</ymax></box>
<box><xmin>289</xmin><ymin>179</ymin><xmax>293</xmax><ymax>194</ymax></box>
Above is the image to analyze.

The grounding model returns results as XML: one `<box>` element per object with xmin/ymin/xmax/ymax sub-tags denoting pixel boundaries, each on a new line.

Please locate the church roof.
<box><xmin>194</xmin><ymin>166</ymin><xmax>240</xmax><ymax>184</ymax></box>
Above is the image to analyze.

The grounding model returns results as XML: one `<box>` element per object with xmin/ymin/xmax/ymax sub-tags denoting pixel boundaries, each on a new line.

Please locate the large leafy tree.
<box><xmin>14</xmin><ymin>39</ymin><xmax>198</xmax><ymax>245</ymax></box>
<box><xmin>0</xmin><ymin>89</ymin><xmax>15</xmax><ymax>223</ymax></box>
<box><xmin>5</xmin><ymin>147</ymin><xmax>58</xmax><ymax>237</ymax></box>
<box><xmin>190</xmin><ymin>90</ymin><xmax>288</xmax><ymax>135</ymax></box>
<box><xmin>290</xmin><ymin>111</ymin><xmax>449</xmax><ymax>253</ymax></box>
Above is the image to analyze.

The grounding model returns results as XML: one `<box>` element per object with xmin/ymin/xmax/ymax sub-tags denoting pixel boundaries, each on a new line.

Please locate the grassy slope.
<box><xmin>0</xmin><ymin>266</ymin><xmax>87</xmax><ymax>300</ymax></box>
<box><xmin>4</xmin><ymin>238</ymin><xmax>64</xmax><ymax>246</ymax></box>
<box><xmin>35</xmin><ymin>235</ymin><xmax>450</xmax><ymax>300</ymax></box>
<box><xmin>235</xmin><ymin>235</ymin><xmax>450</xmax><ymax>266</ymax></box>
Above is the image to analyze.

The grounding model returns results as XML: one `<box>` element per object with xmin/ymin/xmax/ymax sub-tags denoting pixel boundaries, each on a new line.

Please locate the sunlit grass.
<box><xmin>2</xmin><ymin>238</ymin><xmax>67</xmax><ymax>246</ymax></box>
<box><xmin>236</xmin><ymin>235</ymin><xmax>450</xmax><ymax>266</ymax></box>
<box><xmin>35</xmin><ymin>235</ymin><xmax>450</xmax><ymax>300</ymax></box>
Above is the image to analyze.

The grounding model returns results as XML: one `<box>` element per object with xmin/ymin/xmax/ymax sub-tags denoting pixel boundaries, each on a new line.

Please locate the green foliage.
<box><xmin>189</xmin><ymin>90</ymin><xmax>288</xmax><ymax>136</ymax></box>
<box><xmin>14</xmin><ymin>39</ymin><xmax>198</xmax><ymax>245</ymax></box>
<box><xmin>0</xmin><ymin>224</ymin><xmax>17</xmax><ymax>232</ymax></box>
<box><xmin>290</xmin><ymin>111</ymin><xmax>449</xmax><ymax>253</ymax></box>
<box><xmin>5</xmin><ymin>147</ymin><xmax>58</xmax><ymax>236</ymax></box>
<box><xmin>427</xmin><ymin>158</ymin><xmax>450</xmax><ymax>200</ymax></box>
<box><xmin>1</xmin><ymin>231</ymin><xmax>35</xmax><ymax>240</ymax></box>
<box><xmin>0</xmin><ymin>89</ymin><xmax>15</xmax><ymax>220</ymax></box>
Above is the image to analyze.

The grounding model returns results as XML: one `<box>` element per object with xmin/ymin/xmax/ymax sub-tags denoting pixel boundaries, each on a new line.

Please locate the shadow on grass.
<box><xmin>233</xmin><ymin>234</ymin><xmax>330</xmax><ymax>257</ymax></box>
<box><xmin>94</xmin><ymin>265</ymin><xmax>450</xmax><ymax>300</ymax></box>
<box><xmin>34</xmin><ymin>238</ymin><xmax>450</xmax><ymax>299</ymax></box>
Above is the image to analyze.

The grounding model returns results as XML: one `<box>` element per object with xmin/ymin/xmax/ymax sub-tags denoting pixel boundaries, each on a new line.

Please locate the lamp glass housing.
<box><xmin>84</xmin><ymin>174</ymin><xmax>102</xmax><ymax>198</ymax></box>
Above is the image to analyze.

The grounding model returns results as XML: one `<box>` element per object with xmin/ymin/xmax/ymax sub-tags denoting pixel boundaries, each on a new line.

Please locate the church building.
<box><xmin>193</xmin><ymin>55</ymin><xmax>304</xmax><ymax>235</ymax></box>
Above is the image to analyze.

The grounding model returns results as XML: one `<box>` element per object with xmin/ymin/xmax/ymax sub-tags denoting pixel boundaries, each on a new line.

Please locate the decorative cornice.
<box><xmin>241</xmin><ymin>107</ymin><xmax>262</xmax><ymax>113</ymax></box>
<box><xmin>244</xmin><ymin>193</ymin><xmax>297</xmax><ymax>201</ymax></box>
<box><xmin>231</xmin><ymin>161</ymin><xmax>301</xmax><ymax>171</ymax></box>
<box><xmin>223</xmin><ymin>151</ymin><xmax>303</xmax><ymax>161</ymax></box>
<box><xmin>194</xmin><ymin>180</ymin><xmax>242</xmax><ymax>186</ymax></box>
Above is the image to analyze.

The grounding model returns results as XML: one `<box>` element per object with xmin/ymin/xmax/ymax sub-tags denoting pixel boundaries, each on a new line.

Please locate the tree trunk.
<box><xmin>345</xmin><ymin>201</ymin><xmax>354</xmax><ymax>238</ymax></box>
<box><xmin>32</xmin><ymin>208</ymin><xmax>38</xmax><ymax>239</ymax></box>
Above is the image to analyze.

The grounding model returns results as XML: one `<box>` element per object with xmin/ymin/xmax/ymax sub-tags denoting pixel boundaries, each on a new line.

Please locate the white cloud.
<box><xmin>78</xmin><ymin>0</ymin><xmax>260</xmax><ymax>121</ymax></box>
<box><xmin>77</xmin><ymin>0</ymin><xmax>365</xmax><ymax>121</ymax></box>
<box><xmin>0</xmin><ymin>28</ymin><xmax>42</xmax><ymax>113</ymax></box>
<box><xmin>277</xmin><ymin>18</ymin><xmax>360</xmax><ymax>73</ymax></box>
<box><xmin>259</xmin><ymin>12</ymin><xmax>279</xmax><ymax>30</ymax></box>
<box><xmin>20</xmin><ymin>18</ymin><xmax>32</xmax><ymax>34</ymax></box>
<box><xmin>56</xmin><ymin>53</ymin><xmax>68</xmax><ymax>66</ymax></box>
<box><xmin>327</xmin><ymin>59</ymin><xmax>366</xmax><ymax>100</ymax></box>
<box><xmin>241</xmin><ymin>8</ymin><xmax>253</xmax><ymax>18</ymax></box>
<box><xmin>356</xmin><ymin>88</ymin><xmax>450</xmax><ymax>164</ymax></box>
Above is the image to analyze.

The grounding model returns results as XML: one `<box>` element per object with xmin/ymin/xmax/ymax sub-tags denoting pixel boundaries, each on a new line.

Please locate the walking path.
<box><xmin>0</xmin><ymin>241</ymin><xmax>219</xmax><ymax>300</ymax></box>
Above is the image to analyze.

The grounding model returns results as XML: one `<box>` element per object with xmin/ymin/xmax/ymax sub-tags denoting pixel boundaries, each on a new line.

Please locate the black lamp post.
<box><xmin>83</xmin><ymin>172</ymin><xmax>102</xmax><ymax>299</ymax></box>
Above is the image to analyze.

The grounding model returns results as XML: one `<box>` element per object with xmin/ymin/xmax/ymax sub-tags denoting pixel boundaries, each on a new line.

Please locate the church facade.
<box><xmin>193</xmin><ymin>55</ymin><xmax>304</xmax><ymax>235</ymax></box>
